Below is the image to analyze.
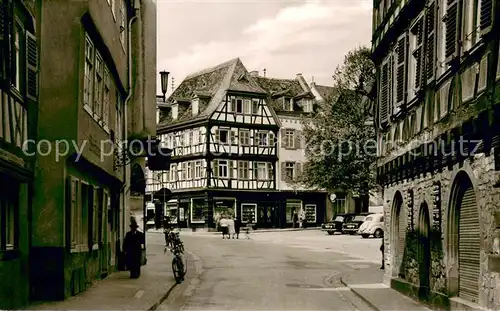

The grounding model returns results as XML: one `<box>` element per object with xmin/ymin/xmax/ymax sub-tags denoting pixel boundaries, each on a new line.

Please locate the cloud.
<box><xmin>157</xmin><ymin>0</ymin><xmax>372</xmax><ymax>95</ymax></box>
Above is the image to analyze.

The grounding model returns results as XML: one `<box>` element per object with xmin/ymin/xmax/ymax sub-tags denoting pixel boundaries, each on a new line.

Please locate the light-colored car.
<box><xmin>357</xmin><ymin>213</ymin><xmax>384</xmax><ymax>238</ymax></box>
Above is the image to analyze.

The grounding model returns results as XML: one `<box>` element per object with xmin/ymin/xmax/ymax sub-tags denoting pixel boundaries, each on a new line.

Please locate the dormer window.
<box><xmin>192</xmin><ymin>98</ymin><xmax>199</xmax><ymax>116</ymax></box>
<box><xmin>283</xmin><ymin>97</ymin><xmax>293</xmax><ymax>111</ymax></box>
<box><xmin>172</xmin><ymin>104</ymin><xmax>179</xmax><ymax>120</ymax></box>
<box><xmin>303</xmin><ymin>100</ymin><xmax>313</xmax><ymax>113</ymax></box>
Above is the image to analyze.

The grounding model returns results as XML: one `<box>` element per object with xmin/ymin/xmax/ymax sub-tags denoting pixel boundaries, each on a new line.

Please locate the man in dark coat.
<box><xmin>234</xmin><ymin>216</ymin><xmax>241</xmax><ymax>239</ymax></box>
<box><xmin>292</xmin><ymin>210</ymin><xmax>298</xmax><ymax>228</ymax></box>
<box><xmin>123</xmin><ymin>219</ymin><xmax>145</xmax><ymax>278</ymax></box>
<box><xmin>380</xmin><ymin>238</ymin><xmax>385</xmax><ymax>270</ymax></box>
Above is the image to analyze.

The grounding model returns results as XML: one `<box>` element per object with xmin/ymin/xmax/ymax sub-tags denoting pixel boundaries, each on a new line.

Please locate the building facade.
<box><xmin>28</xmin><ymin>0</ymin><xmax>156</xmax><ymax>304</ymax></box>
<box><xmin>254</xmin><ymin>73</ymin><xmax>328</xmax><ymax>227</ymax></box>
<box><xmin>373</xmin><ymin>0</ymin><xmax>499</xmax><ymax>310</ymax></box>
<box><xmin>149</xmin><ymin>58</ymin><xmax>327</xmax><ymax>229</ymax></box>
<box><xmin>0</xmin><ymin>0</ymin><xmax>38</xmax><ymax>308</ymax></box>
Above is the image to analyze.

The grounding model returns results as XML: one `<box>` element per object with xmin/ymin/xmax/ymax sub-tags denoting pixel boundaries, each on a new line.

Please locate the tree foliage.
<box><xmin>299</xmin><ymin>46</ymin><xmax>377</xmax><ymax>195</ymax></box>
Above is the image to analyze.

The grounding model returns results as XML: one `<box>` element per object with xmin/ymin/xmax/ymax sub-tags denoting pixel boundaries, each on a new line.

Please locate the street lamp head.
<box><xmin>159</xmin><ymin>70</ymin><xmax>170</xmax><ymax>101</ymax></box>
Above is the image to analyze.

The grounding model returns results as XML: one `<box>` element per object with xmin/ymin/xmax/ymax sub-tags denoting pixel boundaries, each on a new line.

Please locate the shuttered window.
<box><xmin>67</xmin><ymin>177</ymin><xmax>80</xmax><ymax>249</ymax></box>
<box><xmin>26</xmin><ymin>31</ymin><xmax>38</xmax><ymax>101</ymax></box>
<box><xmin>395</xmin><ymin>34</ymin><xmax>407</xmax><ymax>111</ymax></box>
<box><xmin>379</xmin><ymin>56</ymin><xmax>392</xmax><ymax>125</ymax></box>
<box><xmin>426</xmin><ymin>2</ymin><xmax>436</xmax><ymax>82</ymax></box>
<box><xmin>267</xmin><ymin>163</ymin><xmax>274</xmax><ymax>181</ymax></box>
<box><xmin>479</xmin><ymin>0</ymin><xmax>494</xmax><ymax>33</ymax></box>
<box><xmin>92</xmin><ymin>186</ymin><xmax>99</xmax><ymax>247</ymax></box>
<box><xmin>411</xmin><ymin>17</ymin><xmax>424</xmax><ymax>93</ymax></box>
<box><xmin>445</xmin><ymin>0</ymin><xmax>459</xmax><ymax>60</ymax></box>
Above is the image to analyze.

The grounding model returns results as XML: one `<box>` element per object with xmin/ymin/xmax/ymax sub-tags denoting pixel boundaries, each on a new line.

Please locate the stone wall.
<box><xmin>382</xmin><ymin>152</ymin><xmax>500</xmax><ymax>310</ymax></box>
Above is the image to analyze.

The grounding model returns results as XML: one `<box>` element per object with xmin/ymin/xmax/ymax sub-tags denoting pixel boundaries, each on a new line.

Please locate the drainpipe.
<box><xmin>121</xmin><ymin>11</ymin><xmax>138</xmax><ymax>252</ymax></box>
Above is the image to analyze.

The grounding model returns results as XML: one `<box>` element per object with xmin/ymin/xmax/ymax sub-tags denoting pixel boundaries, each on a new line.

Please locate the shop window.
<box><xmin>286</xmin><ymin>200</ymin><xmax>302</xmax><ymax>223</ymax></box>
<box><xmin>305</xmin><ymin>204</ymin><xmax>317</xmax><ymax>223</ymax></box>
<box><xmin>241</xmin><ymin>203</ymin><xmax>257</xmax><ymax>223</ymax></box>
<box><xmin>190</xmin><ymin>198</ymin><xmax>205</xmax><ymax>223</ymax></box>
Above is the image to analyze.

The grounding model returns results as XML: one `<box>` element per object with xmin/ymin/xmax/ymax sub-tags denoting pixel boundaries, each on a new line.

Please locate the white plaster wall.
<box><xmin>277</xmin><ymin>115</ymin><xmax>306</xmax><ymax>191</ymax></box>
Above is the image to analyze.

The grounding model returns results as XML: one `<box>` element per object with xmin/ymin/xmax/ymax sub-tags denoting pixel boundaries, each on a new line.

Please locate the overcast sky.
<box><xmin>156</xmin><ymin>0</ymin><xmax>372</xmax><ymax>96</ymax></box>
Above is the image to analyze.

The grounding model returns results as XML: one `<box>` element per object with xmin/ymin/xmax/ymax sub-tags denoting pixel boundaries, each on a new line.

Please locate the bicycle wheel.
<box><xmin>177</xmin><ymin>254</ymin><xmax>185</xmax><ymax>278</ymax></box>
<box><xmin>172</xmin><ymin>257</ymin><xmax>182</xmax><ymax>283</ymax></box>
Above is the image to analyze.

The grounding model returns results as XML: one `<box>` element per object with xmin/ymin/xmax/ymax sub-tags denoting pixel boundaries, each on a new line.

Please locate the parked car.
<box><xmin>342</xmin><ymin>213</ymin><xmax>372</xmax><ymax>235</ymax></box>
<box><xmin>357</xmin><ymin>213</ymin><xmax>384</xmax><ymax>238</ymax></box>
<box><xmin>321</xmin><ymin>213</ymin><xmax>356</xmax><ymax>235</ymax></box>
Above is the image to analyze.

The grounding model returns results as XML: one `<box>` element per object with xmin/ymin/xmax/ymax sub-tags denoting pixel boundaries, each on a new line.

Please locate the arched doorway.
<box><xmin>447</xmin><ymin>171</ymin><xmax>480</xmax><ymax>303</ymax></box>
<box><xmin>391</xmin><ymin>191</ymin><xmax>406</xmax><ymax>277</ymax></box>
<box><xmin>418</xmin><ymin>202</ymin><xmax>431</xmax><ymax>300</ymax></box>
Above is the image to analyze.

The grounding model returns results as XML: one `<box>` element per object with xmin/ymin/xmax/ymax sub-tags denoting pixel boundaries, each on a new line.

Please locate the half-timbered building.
<box><xmin>153</xmin><ymin>58</ymin><xmax>280</xmax><ymax>229</ymax></box>
<box><xmin>253</xmin><ymin>73</ymin><xmax>328</xmax><ymax>227</ymax></box>
<box><xmin>0</xmin><ymin>0</ymin><xmax>38</xmax><ymax>308</ymax></box>
<box><xmin>373</xmin><ymin>0</ymin><xmax>500</xmax><ymax>309</ymax></box>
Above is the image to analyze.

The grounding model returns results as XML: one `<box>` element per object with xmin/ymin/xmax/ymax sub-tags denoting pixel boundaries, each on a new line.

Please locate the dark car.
<box><xmin>342</xmin><ymin>213</ymin><xmax>372</xmax><ymax>235</ymax></box>
<box><xmin>321</xmin><ymin>213</ymin><xmax>356</xmax><ymax>235</ymax></box>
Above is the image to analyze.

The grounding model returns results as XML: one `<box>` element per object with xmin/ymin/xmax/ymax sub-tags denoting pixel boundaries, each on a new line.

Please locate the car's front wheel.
<box><xmin>327</xmin><ymin>231</ymin><xmax>334</xmax><ymax>235</ymax></box>
<box><xmin>361</xmin><ymin>234</ymin><xmax>369</xmax><ymax>239</ymax></box>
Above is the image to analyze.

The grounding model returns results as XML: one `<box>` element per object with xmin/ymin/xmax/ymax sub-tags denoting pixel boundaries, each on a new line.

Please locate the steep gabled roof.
<box><xmin>311</xmin><ymin>83</ymin><xmax>335</xmax><ymax>102</ymax></box>
<box><xmin>254</xmin><ymin>76</ymin><xmax>315</xmax><ymax>114</ymax></box>
<box><xmin>158</xmin><ymin>58</ymin><xmax>268</xmax><ymax>131</ymax></box>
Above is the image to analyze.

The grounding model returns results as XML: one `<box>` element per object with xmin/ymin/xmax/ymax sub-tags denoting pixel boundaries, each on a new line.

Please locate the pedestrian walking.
<box><xmin>234</xmin><ymin>216</ymin><xmax>241</xmax><ymax>239</ymax></box>
<box><xmin>292</xmin><ymin>210</ymin><xmax>298</xmax><ymax>228</ymax></box>
<box><xmin>220</xmin><ymin>215</ymin><xmax>229</xmax><ymax>239</ymax></box>
<box><xmin>227</xmin><ymin>215</ymin><xmax>236</xmax><ymax>239</ymax></box>
<box><xmin>380</xmin><ymin>238</ymin><xmax>385</xmax><ymax>270</ymax></box>
<box><xmin>123</xmin><ymin>218</ymin><xmax>145</xmax><ymax>278</ymax></box>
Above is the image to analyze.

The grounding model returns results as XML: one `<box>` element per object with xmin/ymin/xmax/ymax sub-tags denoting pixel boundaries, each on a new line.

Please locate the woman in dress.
<box><xmin>227</xmin><ymin>215</ymin><xmax>236</xmax><ymax>239</ymax></box>
<box><xmin>219</xmin><ymin>215</ymin><xmax>229</xmax><ymax>239</ymax></box>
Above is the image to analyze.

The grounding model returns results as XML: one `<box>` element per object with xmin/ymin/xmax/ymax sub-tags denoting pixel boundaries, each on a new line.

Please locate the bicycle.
<box><xmin>164</xmin><ymin>228</ymin><xmax>186</xmax><ymax>283</ymax></box>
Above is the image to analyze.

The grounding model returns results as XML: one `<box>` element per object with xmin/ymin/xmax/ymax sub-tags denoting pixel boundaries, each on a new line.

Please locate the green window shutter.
<box><xmin>26</xmin><ymin>30</ymin><xmax>38</xmax><ymax>101</ymax></box>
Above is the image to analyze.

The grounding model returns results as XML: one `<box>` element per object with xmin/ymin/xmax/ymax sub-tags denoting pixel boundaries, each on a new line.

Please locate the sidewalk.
<box><xmin>340</xmin><ymin>266</ymin><xmax>432</xmax><ymax>311</ymax></box>
<box><xmin>25</xmin><ymin>244</ymin><xmax>177</xmax><ymax>310</ymax></box>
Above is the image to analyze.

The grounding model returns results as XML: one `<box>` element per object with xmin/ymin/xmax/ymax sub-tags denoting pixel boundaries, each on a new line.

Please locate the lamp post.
<box><xmin>160</xmin><ymin>70</ymin><xmax>170</xmax><ymax>102</ymax></box>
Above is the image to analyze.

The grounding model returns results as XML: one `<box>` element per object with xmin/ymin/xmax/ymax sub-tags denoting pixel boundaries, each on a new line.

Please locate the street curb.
<box><xmin>146</xmin><ymin>282</ymin><xmax>178</xmax><ymax>311</ymax></box>
<box><xmin>146</xmin><ymin>251</ymin><xmax>194</xmax><ymax>311</ymax></box>
<box><xmin>146</xmin><ymin>249</ymin><xmax>202</xmax><ymax>311</ymax></box>
<box><xmin>339</xmin><ymin>277</ymin><xmax>381</xmax><ymax>311</ymax></box>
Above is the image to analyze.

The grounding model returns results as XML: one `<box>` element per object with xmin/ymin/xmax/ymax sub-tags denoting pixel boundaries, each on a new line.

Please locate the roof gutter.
<box><xmin>120</xmin><ymin>8</ymin><xmax>138</xmax><ymax>240</ymax></box>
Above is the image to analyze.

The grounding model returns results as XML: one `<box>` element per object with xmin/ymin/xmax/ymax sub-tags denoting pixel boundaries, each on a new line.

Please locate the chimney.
<box><xmin>249</xmin><ymin>71</ymin><xmax>259</xmax><ymax>77</ymax></box>
<box><xmin>296</xmin><ymin>73</ymin><xmax>309</xmax><ymax>92</ymax></box>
